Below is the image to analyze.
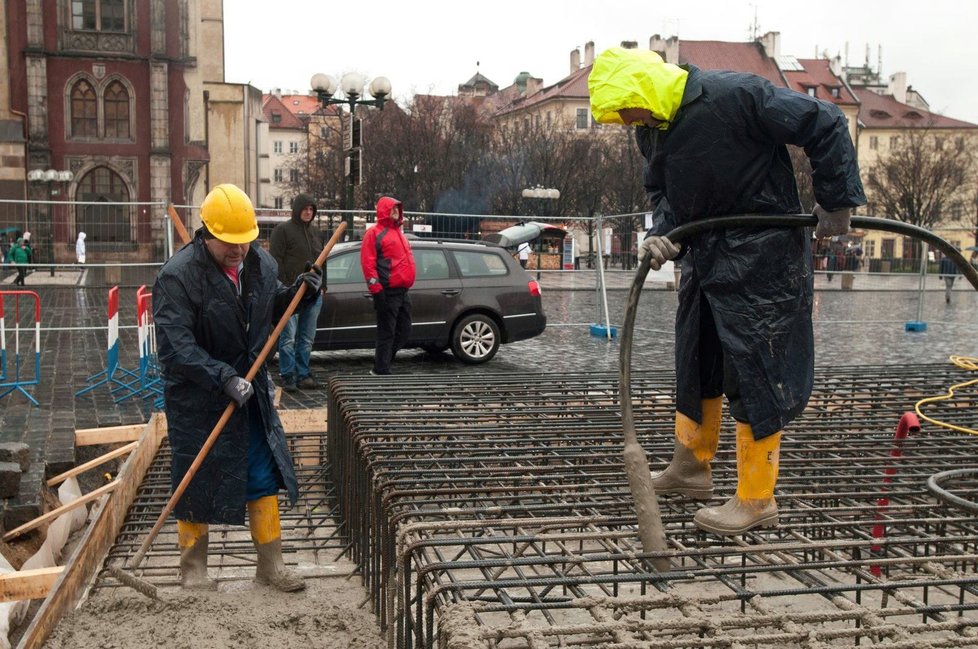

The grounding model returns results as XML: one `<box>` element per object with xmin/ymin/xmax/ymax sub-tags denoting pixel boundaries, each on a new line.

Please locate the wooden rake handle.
<box><xmin>129</xmin><ymin>222</ymin><xmax>346</xmax><ymax>568</ymax></box>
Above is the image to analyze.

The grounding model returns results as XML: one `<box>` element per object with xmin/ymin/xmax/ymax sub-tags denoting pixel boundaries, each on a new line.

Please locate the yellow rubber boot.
<box><xmin>248</xmin><ymin>496</ymin><xmax>305</xmax><ymax>592</ymax></box>
<box><xmin>693</xmin><ymin>422</ymin><xmax>781</xmax><ymax>535</ymax></box>
<box><xmin>177</xmin><ymin>520</ymin><xmax>217</xmax><ymax>590</ymax></box>
<box><xmin>651</xmin><ymin>397</ymin><xmax>723</xmax><ymax>500</ymax></box>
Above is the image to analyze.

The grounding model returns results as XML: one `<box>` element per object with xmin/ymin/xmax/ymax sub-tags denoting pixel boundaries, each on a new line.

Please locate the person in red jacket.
<box><xmin>360</xmin><ymin>196</ymin><xmax>416</xmax><ymax>375</ymax></box>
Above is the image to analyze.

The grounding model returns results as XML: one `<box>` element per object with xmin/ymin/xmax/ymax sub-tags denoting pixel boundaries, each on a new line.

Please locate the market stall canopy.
<box><xmin>484</xmin><ymin>222</ymin><xmax>567</xmax><ymax>248</ymax></box>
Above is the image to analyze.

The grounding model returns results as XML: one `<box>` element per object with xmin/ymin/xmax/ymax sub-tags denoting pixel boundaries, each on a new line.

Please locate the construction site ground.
<box><xmin>0</xmin><ymin>282</ymin><xmax>975</xmax><ymax>647</ymax></box>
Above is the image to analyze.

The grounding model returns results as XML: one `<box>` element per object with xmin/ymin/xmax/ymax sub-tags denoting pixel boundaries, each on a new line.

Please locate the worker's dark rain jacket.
<box><xmin>153</xmin><ymin>234</ymin><xmax>310</xmax><ymax>523</ymax></box>
<box><xmin>640</xmin><ymin>66</ymin><xmax>865</xmax><ymax>438</ymax></box>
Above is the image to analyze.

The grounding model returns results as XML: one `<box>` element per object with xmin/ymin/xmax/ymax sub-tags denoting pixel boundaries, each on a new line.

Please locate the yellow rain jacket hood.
<box><xmin>588</xmin><ymin>47</ymin><xmax>688</xmax><ymax>130</ymax></box>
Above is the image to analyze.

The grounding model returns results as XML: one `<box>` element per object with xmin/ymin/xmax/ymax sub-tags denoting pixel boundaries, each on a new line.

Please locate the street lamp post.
<box><xmin>27</xmin><ymin>169</ymin><xmax>73</xmax><ymax>273</ymax></box>
<box><xmin>310</xmin><ymin>72</ymin><xmax>392</xmax><ymax>238</ymax></box>
<box><xmin>521</xmin><ymin>185</ymin><xmax>560</xmax><ymax>281</ymax></box>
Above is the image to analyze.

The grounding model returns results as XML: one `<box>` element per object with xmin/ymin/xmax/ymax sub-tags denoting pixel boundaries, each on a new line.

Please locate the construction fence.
<box><xmin>0</xmin><ymin>198</ymin><xmax>972</xmax><ymax>309</ymax></box>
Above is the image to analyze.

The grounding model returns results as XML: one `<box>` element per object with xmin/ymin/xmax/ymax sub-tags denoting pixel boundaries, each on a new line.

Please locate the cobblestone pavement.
<box><xmin>0</xmin><ymin>282</ymin><xmax>975</xmax><ymax>525</ymax></box>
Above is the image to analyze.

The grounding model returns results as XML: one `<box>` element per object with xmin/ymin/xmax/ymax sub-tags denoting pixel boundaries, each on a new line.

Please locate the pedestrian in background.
<box><xmin>517</xmin><ymin>241</ymin><xmax>531</xmax><ymax>268</ymax></box>
<box><xmin>360</xmin><ymin>196</ymin><xmax>416</xmax><ymax>376</ymax></box>
<box><xmin>269</xmin><ymin>193</ymin><xmax>324</xmax><ymax>391</ymax></box>
<box><xmin>589</xmin><ymin>46</ymin><xmax>865</xmax><ymax>536</ymax></box>
<box><xmin>75</xmin><ymin>231</ymin><xmax>87</xmax><ymax>264</ymax></box>
<box><xmin>154</xmin><ymin>183</ymin><xmax>322</xmax><ymax>592</ymax></box>
<box><xmin>939</xmin><ymin>254</ymin><xmax>958</xmax><ymax>304</ymax></box>
<box><xmin>7</xmin><ymin>237</ymin><xmax>30</xmax><ymax>285</ymax></box>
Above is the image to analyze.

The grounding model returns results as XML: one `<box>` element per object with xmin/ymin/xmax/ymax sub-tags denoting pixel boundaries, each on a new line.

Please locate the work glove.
<box><xmin>372</xmin><ymin>290</ymin><xmax>386</xmax><ymax>312</ymax></box>
<box><xmin>813</xmin><ymin>205</ymin><xmax>852</xmax><ymax>239</ymax></box>
<box><xmin>223</xmin><ymin>376</ymin><xmax>254</xmax><ymax>408</ymax></box>
<box><xmin>638</xmin><ymin>235</ymin><xmax>681</xmax><ymax>271</ymax></box>
<box><xmin>296</xmin><ymin>262</ymin><xmax>323</xmax><ymax>294</ymax></box>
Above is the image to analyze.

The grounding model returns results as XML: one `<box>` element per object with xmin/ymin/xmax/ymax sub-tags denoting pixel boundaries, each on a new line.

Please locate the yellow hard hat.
<box><xmin>200</xmin><ymin>184</ymin><xmax>259</xmax><ymax>244</ymax></box>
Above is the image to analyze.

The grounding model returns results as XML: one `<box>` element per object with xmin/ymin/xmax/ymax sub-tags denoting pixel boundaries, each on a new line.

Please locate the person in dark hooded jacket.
<box><xmin>153</xmin><ymin>183</ymin><xmax>322</xmax><ymax>591</ymax></box>
<box><xmin>360</xmin><ymin>196</ymin><xmax>416</xmax><ymax>375</ymax></box>
<box><xmin>589</xmin><ymin>47</ymin><xmax>866</xmax><ymax>536</ymax></box>
<box><xmin>270</xmin><ymin>193</ymin><xmax>325</xmax><ymax>390</ymax></box>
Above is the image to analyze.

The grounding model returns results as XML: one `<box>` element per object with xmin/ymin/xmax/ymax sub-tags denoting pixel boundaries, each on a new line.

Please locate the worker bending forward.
<box><xmin>154</xmin><ymin>184</ymin><xmax>322</xmax><ymax>590</ymax></box>
<box><xmin>589</xmin><ymin>47</ymin><xmax>866</xmax><ymax>535</ymax></box>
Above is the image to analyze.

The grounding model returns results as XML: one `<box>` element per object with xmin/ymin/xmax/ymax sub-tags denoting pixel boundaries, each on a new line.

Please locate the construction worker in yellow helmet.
<box><xmin>153</xmin><ymin>183</ymin><xmax>324</xmax><ymax>590</ymax></box>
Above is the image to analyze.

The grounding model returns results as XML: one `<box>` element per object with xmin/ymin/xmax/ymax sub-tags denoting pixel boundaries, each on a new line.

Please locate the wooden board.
<box><xmin>47</xmin><ymin>441</ymin><xmax>138</xmax><ymax>487</ymax></box>
<box><xmin>0</xmin><ymin>567</ymin><xmax>63</xmax><ymax>603</ymax></box>
<box><xmin>74</xmin><ymin>424</ymin><xmax>144</xmax><ymax>447</ymax></box>
<box><xmin>277</xmin><ymin>408</ymin><xmax>327</xmax><ymax>434</ymax></box>
<box><xmin>17</xmin><ymin>414</ymin><xmax>166</xmax><ymax>649</ymax></box>
<box><xmin>3</xmin><ymin>482</ymin><xmax>119</xmax><ymax>542</ymax></box>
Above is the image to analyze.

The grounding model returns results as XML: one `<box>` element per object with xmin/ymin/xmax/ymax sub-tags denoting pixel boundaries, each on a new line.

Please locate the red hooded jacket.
<box><xmin>360</xmin><ymin>197</ymin><xmax>416</xmax><ymax>294</ymax></box>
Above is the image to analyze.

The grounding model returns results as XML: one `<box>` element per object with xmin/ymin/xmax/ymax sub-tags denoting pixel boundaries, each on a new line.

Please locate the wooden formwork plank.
<box><xmin>0</xmin><ymin>567</ymin><xmax>63</xmax><ymax>603</ymax></box>
<box><xmin>16</xmin><ymin>414</ymin><xmax>166</xmax><ymax>649</ymax></box>
<box><xmin>278</xmin><ymin>408</ymin><xmax>327</xmax><ymax>434</ymax></box>
<box><xmin>74</xmin><ymin>424</ymin><xmax>144</xmax><ymax>446</ymax></box>
<box><xmin>3</xmin><ymin>482</ymin><xmax>119</xmax><ymax>542</ymax></box>
<box><xmin>47</xmin><ymin>441</ymin><xmax>138</xmax><ymax>487</ymax></box>
<box><xmin>279</xmin><ymin>408</ymin><xmax>327</xmax><ymax>468</ymax></box>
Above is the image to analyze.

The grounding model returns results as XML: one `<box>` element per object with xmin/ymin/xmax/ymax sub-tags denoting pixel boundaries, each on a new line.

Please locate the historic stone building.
<box><xmin>0</xmin><ymin>0</ymin><xmax>262</xmax><ymax>261</ymax></box>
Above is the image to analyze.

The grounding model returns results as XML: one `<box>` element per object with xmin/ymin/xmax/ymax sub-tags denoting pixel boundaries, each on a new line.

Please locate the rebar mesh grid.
<box><xmin>326</xmin><ymin>365</ymin><xmax>978</xmax><ymax>648</ymax></box>
<box><xmin>100</xmin><ymin>424</ymin><xmax>344</xmax><ymax>588</ymax></box>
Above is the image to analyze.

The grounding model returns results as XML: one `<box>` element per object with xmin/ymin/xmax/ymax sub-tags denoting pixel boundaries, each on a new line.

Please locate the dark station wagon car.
<box><xmin>315</xmin><ymin>238</ymin><xmax>547</xmax><ymax>364</ymax></box>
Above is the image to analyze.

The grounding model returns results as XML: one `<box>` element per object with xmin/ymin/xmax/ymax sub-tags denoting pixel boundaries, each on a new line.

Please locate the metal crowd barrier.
<box><xmin>0</xmin><ymin>290</ymin><xmax>42</xmax><ymax>405</ymax></box>
<box><xmin>74</xmin><ymin>286</ymin><xmax>139</xmax><ymax>398</ymax></box>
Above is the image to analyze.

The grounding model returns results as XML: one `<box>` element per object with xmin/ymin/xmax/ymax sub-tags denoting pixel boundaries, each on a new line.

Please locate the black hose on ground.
<box><xmin>619</xmin><ymin>214</ymin><xmax>978</xmax><ymax>565</ymax></box>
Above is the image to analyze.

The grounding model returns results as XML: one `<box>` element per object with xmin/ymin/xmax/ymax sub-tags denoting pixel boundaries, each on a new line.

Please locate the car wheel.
<box><xmin>451</xmin><ymin>314</ymin><xmax>500</xmax><ymax>364</ymax></box>
<box><xmin>421</xmin><ymin>344</ymin><xmax>449</xmax><ymax>354</ymax></box>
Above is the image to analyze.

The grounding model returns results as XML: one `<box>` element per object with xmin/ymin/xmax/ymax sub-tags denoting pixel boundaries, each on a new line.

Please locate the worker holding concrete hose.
<box><xmin>589</xmin><ymin>47</ymin><xmax>866</xmax><ymax>535</ymax></box>
<box><xmin>153</xmin><ymin>183</ymin><xmax>322</xmax><ymax>590</ymax></box>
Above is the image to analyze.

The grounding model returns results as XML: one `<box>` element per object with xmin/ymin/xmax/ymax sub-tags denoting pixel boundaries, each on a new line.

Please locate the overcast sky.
<box><xmin>225</xmin><ymin>0</ymin><xmax>978</xmax><ymax>124</ymax></box>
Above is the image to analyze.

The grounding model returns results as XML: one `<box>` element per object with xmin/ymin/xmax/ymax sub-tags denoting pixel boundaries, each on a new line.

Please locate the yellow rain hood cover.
<box><xmin>588</xmin><ymin>47</ymin><xmax>688</xmax><ymax>129</ymax></box>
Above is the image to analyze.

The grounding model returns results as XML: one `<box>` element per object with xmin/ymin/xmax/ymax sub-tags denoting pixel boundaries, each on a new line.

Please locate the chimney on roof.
<box><xmin>526</xmin><ymin>76</ymin><xmax>543</xmax><ymax>95</ymax></box>
<box><xmin>758</xmin><ymin>31</ymin><xmax>780</xmax><ymax>59</ymax></box>
<box><xmin>272</xmin><ymin>87</ymin><xmax>281</xmax><ymax>98</ymax></box>
<box><xmin>649</xmin><ymin>34</ymin><xmax>679</xmax><ymax>64</ymax></box>
<box><xmin>570</xmin><ymin>47</ymin><xmax>581</xmax><ymax>74</ymax></box>
<box><xmin>888</xmin><ymin>72</ymin><xmax>908</xmax><ymax>104</ymax></box>
<box><xmin>584</xmin><ymin>41</ymin><xmax>595</xmax><ymax>66</ymax></box>
<box><xmin>829</xmin><ymin>55</ymin><xmax>843</xmax><ymax>78</ymax></box>
<box><xmin>620</xmin><ymin>40</ymin><xmax>638</xmax><ymax>49</ymax></box>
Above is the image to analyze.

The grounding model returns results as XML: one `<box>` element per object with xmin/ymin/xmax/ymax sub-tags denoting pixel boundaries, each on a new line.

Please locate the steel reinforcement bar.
<box><xmin>326</xmin><ymin>365</ymin><xmax>978</xmax><ymax>648</ymax></box>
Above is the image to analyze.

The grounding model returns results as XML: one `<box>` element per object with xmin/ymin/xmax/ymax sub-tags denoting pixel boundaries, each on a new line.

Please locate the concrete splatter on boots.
<box><xmin>651</xmin><ymin>397</ymin><xmax>722</xmax><ymax>500</ymax></box>
<box><xmin>178</xmin><ymin>520</ymin><xmax>218</xmax><ymax>590</ymax></box>
<box><xmin>693</xmin><ymin>422</ymin><xmax>781</xmax><ymax>535</ymax></box>
<box><xmin>248</xmin><ymin>495</ymin><xmax>305</xmax><ymax>592</ymax></box>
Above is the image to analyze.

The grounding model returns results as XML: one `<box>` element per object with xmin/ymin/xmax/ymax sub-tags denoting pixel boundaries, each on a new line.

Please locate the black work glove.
<box><xmin>223</xmin><ymin>376</ymin><xmax>254</xmax><ymax>408</ymax></box>
<box><xmin>372</xmin><ymin>290</ymin><xmax>386</xmax><ymax>311</ymax></box>
<box><xmin>296</xmin><ymin>262</ymin><xmax>323</xmax><ymax>294</ymax></box>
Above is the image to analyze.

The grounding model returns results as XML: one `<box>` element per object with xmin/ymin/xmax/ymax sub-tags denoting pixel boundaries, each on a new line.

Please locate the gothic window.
<box><xmin>70</xmin><ymin>79</ymin><xmax>98</xmax><ymax>138</ymax></box>
<box><xmin>103</xmin><ymin>80</ymin><xmax>130</xmax><ymax>138</ymax></box>
<box><xmin>76</xmin><ymin>166</ymin><xmax>132</xmax><ymax>244</ymax></box>
<box><xmin>71</xmin><ymin>0</ymin><xmax>126</xmax><ymax>32</ymax></box>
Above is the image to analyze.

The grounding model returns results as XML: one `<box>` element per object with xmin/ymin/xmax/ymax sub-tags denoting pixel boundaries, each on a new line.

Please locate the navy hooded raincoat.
<box><xmin>639</xmin><ymin>66</ymin><xmax>866</xmax><ymax>439</ymax></box>
<box><xmin>153</xmin><ymin>234</ymin><xmax>307</xmax><ymax>524</ymax></box>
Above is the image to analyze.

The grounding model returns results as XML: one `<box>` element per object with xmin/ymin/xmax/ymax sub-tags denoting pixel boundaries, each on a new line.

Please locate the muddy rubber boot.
<box><xmin>178</xmin><ymin>520</ymin><xmax>218</xmax><ymax>590</ymax></box>
<box><xmin>248</xmin><ymin>495</ymin><xmax>305</xmax><ymax>592</ymax></box>
<box><xmin>652</xmin><ymin>397</ymin><xmax>722</xmax><ymax>500</ymax></box>
<box><xmin>694</xmin><ymin>422</ymin><xmax>781</xmax><ymax>535</ymax></box>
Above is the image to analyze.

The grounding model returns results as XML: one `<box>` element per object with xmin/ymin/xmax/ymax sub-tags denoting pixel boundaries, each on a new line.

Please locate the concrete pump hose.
<box><xmin>619</xmin><ymin>214</ymin><xmax>978</xmax><ymax>569</ymax></box>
